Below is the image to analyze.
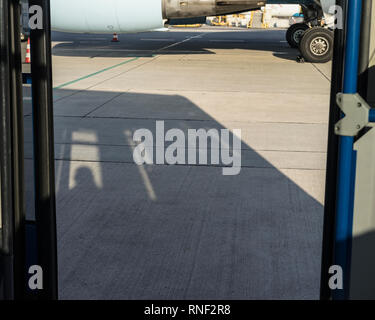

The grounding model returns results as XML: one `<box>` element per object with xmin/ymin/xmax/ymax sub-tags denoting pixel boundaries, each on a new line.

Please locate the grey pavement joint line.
<box><xmin>53</xmin><ymin>57</ymin><xmax>140</xmax><ymax>90</ymax></box>
<box><xmin>52</xmin><ymin>33</ymin><xmax>207</xmax><ymax>104</ymax></box>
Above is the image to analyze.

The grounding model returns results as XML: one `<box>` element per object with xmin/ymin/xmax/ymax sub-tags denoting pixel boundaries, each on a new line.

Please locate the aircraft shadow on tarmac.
<box><xmin>51</xmin><ymin>30</ymin><xmax>300</xmax><ymax>62</ymax></box>
<box><xmin>20</xmin><ymin>86</ymin><xmax>329</xmax><ymax>300</ymax></box>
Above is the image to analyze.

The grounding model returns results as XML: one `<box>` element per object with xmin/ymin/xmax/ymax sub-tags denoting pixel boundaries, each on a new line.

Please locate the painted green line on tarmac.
<box><xmin>53</xmin><ymin>57</ymin><xmax>140</xmax><ymax>89</ymax></box>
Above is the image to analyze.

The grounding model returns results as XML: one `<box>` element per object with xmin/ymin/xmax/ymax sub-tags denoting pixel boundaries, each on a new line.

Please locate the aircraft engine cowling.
<box><xmin>51</xmin><ymin>0</ymin><xmax>164</xmax><ymax>33</ymax></box>
<box><xmin>50</xmin><ymin>0</ymin><xmax>266</xmax><ymax>34</ymax></box>
<box><xmin>162</xmin><ymin>0</ymin><xmax>266</xmax><ymax>19</ymax></box>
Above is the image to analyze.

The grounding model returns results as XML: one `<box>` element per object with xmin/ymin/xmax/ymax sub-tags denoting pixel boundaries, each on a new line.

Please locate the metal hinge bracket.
<box><xmin>335</xmin><ymin>93</ymin><xmax>371</xmax><ymax>136</ymax></box>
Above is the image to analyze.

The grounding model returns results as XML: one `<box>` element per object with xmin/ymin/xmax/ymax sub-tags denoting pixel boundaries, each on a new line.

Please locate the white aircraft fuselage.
<box><xmin>51</xmin><ymin>0</ymin><xmax>266</xmax><ymax>33</ymax></box>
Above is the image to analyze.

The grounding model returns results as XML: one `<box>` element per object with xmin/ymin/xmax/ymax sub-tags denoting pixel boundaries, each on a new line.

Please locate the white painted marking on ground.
<box><xmin>209</xmin><ymin>40</ymin><xmax>245</xmax><ymax>43</ymax></box>
<box><xmin>187</xmin><ymin>35</ymin><xmax>203</xmax><ymax>38</ymax></box>
<box><xmin>141</xmin><ymin>38</ymin><xmax>175</xmax><ymax>41</ymax></box>
<box><xmin>157</xmin><ymin>33</ymin><xmax>205</xmax><ymax>51</ymax></box>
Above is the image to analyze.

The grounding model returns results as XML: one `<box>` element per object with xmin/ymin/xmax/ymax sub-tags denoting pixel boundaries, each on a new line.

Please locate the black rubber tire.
<box><xmin>299</xmin><ymin>27</ymin><xmax>334</xmax><ymax>63</ymax></box>
<box><xmin>286</xmin><ymin>23</ymin><xmax>309</xmax><ymax>48</ymax></box>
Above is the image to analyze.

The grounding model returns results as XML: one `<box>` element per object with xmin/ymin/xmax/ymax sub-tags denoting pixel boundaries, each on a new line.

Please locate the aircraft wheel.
<box><xmin>286</xmin><ymin>23</ymin><xmax>309</xmax><ymax>48</ymax></box>
<box><xmin>299</xmin><ymin>27</ymin><xmax>334</xmax><ymax>63</ymax></box>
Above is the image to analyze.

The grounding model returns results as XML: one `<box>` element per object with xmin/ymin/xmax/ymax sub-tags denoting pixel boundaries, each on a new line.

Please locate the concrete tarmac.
<box><xmin>24</xmin><ymin>27</ymin><xmax>331</xmax><ymax>299</ymax></box>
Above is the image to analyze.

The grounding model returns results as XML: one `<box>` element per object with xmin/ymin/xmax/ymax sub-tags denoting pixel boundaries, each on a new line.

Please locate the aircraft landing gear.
<box><xmin>286</xmin><ymin>2</ymin><xmax>334</xmax><ymax>63</ymax></box>
<box><xmin>299</xmin><ymin>27</ymin><xmax>334</xmax><ymax>63</ymax></box>
<box><xmin>286</xmin><ymin>2</ymin><xmax>323</xmax><ymax>48</ymax></box>
<box><xmin>286</xmin><ymin>23</ymin><xmax>309</xmax><ymax>48</ymax></box>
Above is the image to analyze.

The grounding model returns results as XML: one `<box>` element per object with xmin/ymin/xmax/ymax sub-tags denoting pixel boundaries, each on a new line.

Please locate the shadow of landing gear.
<box><xmin>51</xmin><ymin>29</ymin><xmax>301</xmax><ymax>62</ymax></box>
